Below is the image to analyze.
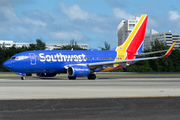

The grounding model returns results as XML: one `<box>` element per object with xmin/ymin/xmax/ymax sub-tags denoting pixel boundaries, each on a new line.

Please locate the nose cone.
<box><xmin>3</xmin><ymin>60</ymin><xmax>12</xmax><ymax>70</ymax></box>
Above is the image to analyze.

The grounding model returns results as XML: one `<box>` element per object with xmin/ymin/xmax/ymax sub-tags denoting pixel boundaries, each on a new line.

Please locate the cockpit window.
<box><xmin>11</xmin><ymin>57</ymin><xmax>16</xmax><ymax>59</ymax></box>
<box><xmin>11</xmin><ymin>56</ymin><xmax>28</xmax><ymax>60</ymax></box>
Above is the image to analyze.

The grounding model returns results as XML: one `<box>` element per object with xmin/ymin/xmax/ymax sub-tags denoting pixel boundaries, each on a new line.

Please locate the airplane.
<box><xmin>3</xmin><ymin>14</ymin><xmax>176</xmax><ymax>80</ymax></box>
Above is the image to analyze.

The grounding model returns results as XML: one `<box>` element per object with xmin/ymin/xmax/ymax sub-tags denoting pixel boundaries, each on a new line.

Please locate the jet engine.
<box><xmin>67</xmin><ymin>65</ymin><xmax>90</xmax><ymax>77</ymax></box>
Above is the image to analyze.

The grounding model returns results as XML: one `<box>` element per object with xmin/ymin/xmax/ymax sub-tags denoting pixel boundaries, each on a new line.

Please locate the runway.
<box><xmin>1</xmin><ymin>97</ymin><xmax>180</xmax><ymax>120</ymax></box>
<box><xmin>1</xmin><ymin>76</ymin><xmax>180</xmax><ymax>119</ymax></box>
<box><xmin>0</xmin><ymin>76</ymin><xmax>180</xmax><ymax>99</ymax></box>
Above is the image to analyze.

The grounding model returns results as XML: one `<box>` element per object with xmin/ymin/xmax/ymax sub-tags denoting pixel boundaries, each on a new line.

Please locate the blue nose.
<box><xmin>3</xmin><ymin>60</ymin><xmax>12</xmax><ymax>70</ymax></box>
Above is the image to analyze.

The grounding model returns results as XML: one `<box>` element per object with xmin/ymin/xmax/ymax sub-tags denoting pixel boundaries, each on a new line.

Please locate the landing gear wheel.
<box><xmin>68</xmin><ymin>76</ymin><xmax>76</xmax><ymax>80</ymax></box>
<box><xmin>21</xmin><ymin>76</ymin><xmax>26</xmax><ymax>80</ymax></box>
<box><xmin>87</xmin><ymin>74</ymin><xmax>96</xmax><ymax>80</ymax></box>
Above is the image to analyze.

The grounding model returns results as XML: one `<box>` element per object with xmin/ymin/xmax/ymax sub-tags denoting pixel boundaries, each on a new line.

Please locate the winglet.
<box><xmin>161</xmin><ymin>42</ymin><xmax>176</xmax><ymax>58</ymax></box>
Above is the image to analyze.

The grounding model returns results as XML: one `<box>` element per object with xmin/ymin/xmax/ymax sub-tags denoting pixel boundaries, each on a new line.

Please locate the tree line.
<box><xmin>0</xmin><ymin>39</ymin><xmax>180</xmax><ymax>72</ymax></box>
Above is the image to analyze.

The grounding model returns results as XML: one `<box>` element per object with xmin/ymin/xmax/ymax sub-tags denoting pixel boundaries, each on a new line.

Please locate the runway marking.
<box><xmin>0</xmin><ymin>96</ymin><xmax>180</xmax><ymax>101</ymax></box>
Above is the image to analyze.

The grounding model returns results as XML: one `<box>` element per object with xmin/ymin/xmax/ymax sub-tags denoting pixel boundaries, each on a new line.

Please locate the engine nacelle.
<box><xmin>67</xmin><ymin>65</ymin><xmax>90</xmax><ymax>77</ymax></box>
<box><xmin>36</xmin><ymin>73</ymin><xmax>57</xmax><ymax>77</ymax></box>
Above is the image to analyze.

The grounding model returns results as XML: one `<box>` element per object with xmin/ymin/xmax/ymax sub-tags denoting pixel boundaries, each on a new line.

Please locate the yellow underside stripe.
<box><xmin>101</xmin><ymin>67</ymin><xmax>114</xmax><ymax>72</ymax></box>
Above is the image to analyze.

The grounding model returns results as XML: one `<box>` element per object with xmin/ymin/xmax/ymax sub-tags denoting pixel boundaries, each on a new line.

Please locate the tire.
<box><xmin>68</xmin><ymin>76</ymin><xmax>76</xmax><ymax>80</ymax></box>
<box><xmin>87</xmin><ymin>74</ymin><xmax>96</xmax><ymax>80</ymax></box>
<box><xmin>21</xmin><ymin>76</ymin><xmax>26</xmax><ymax>80</ymax></box>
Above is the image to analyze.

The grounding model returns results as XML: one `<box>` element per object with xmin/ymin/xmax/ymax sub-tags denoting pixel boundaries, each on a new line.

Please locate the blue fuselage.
<box><xmin>3</xmin><ymin>50</ymin><xmax>117</xmax><ymax>73</ymax></box>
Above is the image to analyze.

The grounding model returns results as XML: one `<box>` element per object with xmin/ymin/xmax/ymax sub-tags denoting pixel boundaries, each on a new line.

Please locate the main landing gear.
<box><xmin>87</xmin><ymin>74</ymin><xmax>96</xmax><ymax>80</ymax></box>
<box><xmin>68</xmin><ymin>74</ymin><xmax>96</xmax><ymax>80</ymax></box>
<box><xmin>68</xmin><ymin>76</ymin><xmax>76</xmax><ymax>80</ymax></box>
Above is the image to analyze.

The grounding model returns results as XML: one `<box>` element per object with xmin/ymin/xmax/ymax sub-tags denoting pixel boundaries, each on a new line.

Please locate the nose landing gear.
<box><xmin>21</xmin><ymin>75</ymin><xmax>26</xmax><ymax>80</ymax></box>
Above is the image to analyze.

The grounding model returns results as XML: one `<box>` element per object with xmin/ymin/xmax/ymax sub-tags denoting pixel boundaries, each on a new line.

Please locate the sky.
<box><xmin>0</xmin><ymin>0</ymin><xmax>180</xmax><ymax>49</ymax></box>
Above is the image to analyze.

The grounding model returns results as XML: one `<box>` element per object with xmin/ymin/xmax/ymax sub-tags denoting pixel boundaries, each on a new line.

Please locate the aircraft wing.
<box><xmin>87</xmin><ymin>42</ymin><xmax>176</xmax><ymax>69</ymax></box>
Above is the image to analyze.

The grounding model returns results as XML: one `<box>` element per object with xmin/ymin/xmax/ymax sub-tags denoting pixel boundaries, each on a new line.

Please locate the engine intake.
<box><xmin>67</xmin><ymin>65</ymin><xmax>90</xmax><ymax>77</ymax></box>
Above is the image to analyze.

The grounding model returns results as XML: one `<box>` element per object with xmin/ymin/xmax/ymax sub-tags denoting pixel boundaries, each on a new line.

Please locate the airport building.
<box><xmin>144</xmin><ymin>29</ymin><xmax>180</xmax><ymax>50</ymax></box>
<box><xmin>117</xmin><ymin>16</ymin><xmax>140</xmax><ymax>46</ymax></box>
<box><xmin>0</xmin><ymin>40</ymin><xmax>88</xmax><ymax>50</ymax></box>
<box><xmin>117</xmin><ymin>16</ymin><xmax>180</xmax><ymax>50</ymax></box>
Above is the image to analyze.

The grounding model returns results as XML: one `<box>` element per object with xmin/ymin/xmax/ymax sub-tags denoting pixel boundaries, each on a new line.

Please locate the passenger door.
<box><xmin>29</xmin><ymin>53</ymin><xmax>36</xmax><ymax>65</ymax></box>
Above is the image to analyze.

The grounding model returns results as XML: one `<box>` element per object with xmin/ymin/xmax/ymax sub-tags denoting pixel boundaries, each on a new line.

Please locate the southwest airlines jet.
<box><xmin>3</xmin><ymin>14</ymin><xmax>175</xmax><ymax>80</ymax></box>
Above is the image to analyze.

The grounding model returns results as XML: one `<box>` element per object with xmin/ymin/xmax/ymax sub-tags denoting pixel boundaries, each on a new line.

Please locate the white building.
<box><xmin>45</xmin><ymin>43</ymin><xmax>88</xmax><ymax>50</ymax></box>
<box><xmin>0</xmin><ymin>40</ymin><xmax>88</xmax><ymax>50</ymax></box>
<box><xmin>117</xmin><ymin>17</ymin><xmax>140</xmax><ymax>46</ymax></box>
<box><xmin>144</xmin><ymin>29</ymin><xmax>180</xmax><ymax>50</ymax></box>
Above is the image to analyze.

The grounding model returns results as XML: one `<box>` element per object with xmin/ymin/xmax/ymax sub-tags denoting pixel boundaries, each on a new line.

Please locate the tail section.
<box><xmin>116</xmin><ymin>14</ymin><xmax>148</xmax><ymax>60</ymax></box>
<box><xmin>102</xmin><ymin>14</ymin><xmax>148</xmax><ymax>71</ymax></box>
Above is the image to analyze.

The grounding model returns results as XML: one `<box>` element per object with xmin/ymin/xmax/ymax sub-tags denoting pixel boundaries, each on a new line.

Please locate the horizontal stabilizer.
<box><xmin>135</xmin><ymin>50</ymin><xmax>167</xmax><ymax>57</ymax></box>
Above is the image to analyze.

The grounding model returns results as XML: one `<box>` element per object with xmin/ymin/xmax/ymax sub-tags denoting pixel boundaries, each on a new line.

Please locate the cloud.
<box><xmin>169</xmin><ymin>10</ymin><xmax>180</xmax><ymax>20</ymax></box>
<box><xmin>22</xmin><ymin>10</ymin><xmax>54</xmax><ymax>23</ymax></box>
<box><xmin>0</xmin><ymin>1</ymin><xmax>122</xmax><ymax>48</ymax></box>
<box><xmin>57</xmin><ymin>2</ymin><xmax>114</xmax><ymax>34</ymax></box>
<box><xmin>0</xmin><ymin>0</ymin><xmax>32</xmax><ymax>6</ymax></box>
<box><xmin>105</xmin><ymin>0</ymin><xmax>128</xmax><ymax>8</ymax></box>
<box><xmin>58</xmin><ymin>3</ymin><xmax>105</xmax><ymax>23</ymax></box>
<box><xmin>49</xmin><ymin>31</ymin><xmax>84</xmax><ymax>41</ymax></box>
<box><xmin>148</xmin><ymin>17</ymin><xmax>158</xmax><ymax>28</ymax></box>
<box><xmin>113</xmin><ymin>8</ymin><xmax>134</xmax><ymax>20</ymax></box>
<box><xmin>0</xmin><ymin>6</ymin><xmax>21</xmax><ymax>24</ymax></box>
<box><xmin>23</xmin><ymin>18</ymin><xmax>47</xmax><ymax>27</ymax></box>
<box><xmin>60</xmin><ymin>3</ymin><xmax>89</xmax><ymax>20</ymax></box>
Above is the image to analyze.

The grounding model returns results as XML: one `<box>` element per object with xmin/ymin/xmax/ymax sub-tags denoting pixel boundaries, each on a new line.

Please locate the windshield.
<box><xmin>11</xmin><ymin>57</ymin><xmax>16</xmax><ymax>59</ymax></box>
<box><xmin>11</xmin><ymin>56</ymin><xmax>29</xmax><ymax>60</ymax></box>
